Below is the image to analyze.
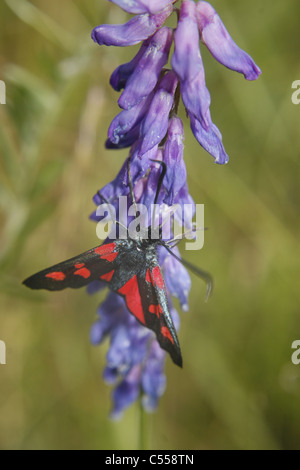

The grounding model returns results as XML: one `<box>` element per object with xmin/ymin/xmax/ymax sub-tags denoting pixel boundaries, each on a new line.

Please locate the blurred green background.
<box><xmin>1</xmin><ymin>0</ymin><xmax>300</xmax><ymax>450</ymax></box>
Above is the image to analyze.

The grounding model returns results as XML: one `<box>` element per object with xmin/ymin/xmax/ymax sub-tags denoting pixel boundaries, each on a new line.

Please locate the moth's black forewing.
<box><xmin>23</xmin><ymin>242</ymin><xmax>120</xmax><ymax>291</ymax></box>
<box><xmin>23</xmin><ymin>237</ymin><xmax>182</xmax><ymax>366</ymax></box>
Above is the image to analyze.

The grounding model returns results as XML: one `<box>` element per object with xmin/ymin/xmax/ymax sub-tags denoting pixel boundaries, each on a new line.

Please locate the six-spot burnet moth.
<box><xmin>23</xmin><ymin>159</ymin><xmax>212</xmax><ymax>367</ymax></box>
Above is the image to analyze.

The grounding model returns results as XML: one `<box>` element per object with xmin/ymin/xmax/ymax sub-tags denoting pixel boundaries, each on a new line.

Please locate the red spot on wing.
<box><xmin>100</xmin><ymin>270</ymin><xmax>115</xmax><ymax>282</ymax></box>
<box><xmin>161</xmin><ymin>326</ymin><xmax>174</xmax><ymax>344</ymax></box>
<box><xmin>149</xmin><ymin>304</ymin><xmax>163</xmax><ymax>318</ymax></box>
<box><xmin>75</xmin><ymin>263</ymin><xmax>85</xmax><ymax>269</ymax></box>
<box><xmin>74</xmin><ymin>267</ymin><xmax>91</xmax><ymax>279</ymax></box>
<box><xmin>94</xmin><ymin>244</ymin><xmax>118</xmax><ymax>262</ymax></box>
<box><xmin>100</xmin><ymin>252</ymin><xmax>118</xmax><ymax>262</ymax></box>
<box><xmin>151</xmin><ymin>266</ymin><xmax>164</xmax><ymax>290</ymax></box>
<box><xmin>46</xmin><ymin>271</ymin><xmax>66</xmax><ymax>281</ymax></box>
<box><xmin>118</xmin><ymin>275</ymin><xmax>145</xmax><ymax>325</ymax></box>
<box><xmin>94</xmin><ymin>243</ymin><xmax>116</xmax><ymax>255</ymax></box>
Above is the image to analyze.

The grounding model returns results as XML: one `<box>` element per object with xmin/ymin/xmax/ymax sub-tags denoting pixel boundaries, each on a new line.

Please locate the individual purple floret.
<box><xmin>118</xmin><ymin>27</ymin><xmax>173</xmax><ymax>109</ymax></box>
<box><xmin>196</xmin><ymin>1</ymin><xmax>262</xmax><ymax>80</ymax></box>
<box><xmin>172</xmin><ymin>0</ymin><xmax>211</xmax><ymax>128</ymax></box>
<box><xmin>162</xmin><ymin>116</ymin><xmax>187</xmax><ymax>205</ymax></box>
<box><xmin>110</xmin><ymin>40</ymin><xmax>149</xmax><ymax>92</ymax></box>
<box><xmin>189</xmin><ymin>113</ymin><xmax>229</xmax><ymax>164</ymax></box>
<box><xmin>107</xmin><ymin>92</ymin><xmax>155</xmax><ymax>147</ymax></box>
<box><xmin>91</xmin><ymin>4</ymin><xmax>173</xmax><ymax>47</ymax></box>
<box><xmin>162</xmin><ymin>246</ymin><xmax>191</xmax><ymax>312</ymax></box>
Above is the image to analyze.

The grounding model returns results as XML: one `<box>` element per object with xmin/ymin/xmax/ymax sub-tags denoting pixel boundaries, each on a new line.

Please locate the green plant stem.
<box><xmin>139</xmin><ymin>401</ymin><xmax>149</xmax><ymax>450</ymax></box>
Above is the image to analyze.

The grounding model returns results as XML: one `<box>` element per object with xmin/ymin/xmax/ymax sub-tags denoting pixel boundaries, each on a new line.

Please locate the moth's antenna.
<box><xmin>162</xmin><ymin>243</ymin><xmax>213</xmax><ymax>302</ymax></box>
<box><xmin>127</xmin><ymin>156</ymin><xmax>138</xmax><ymax>217</ymax></box>
<box><xmin>96</xmin><ymin>191</ymin><xmax>128</xmax><ymax>233</ymax></box>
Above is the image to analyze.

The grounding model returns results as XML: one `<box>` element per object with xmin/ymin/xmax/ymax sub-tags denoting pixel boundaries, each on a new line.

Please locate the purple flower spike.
<box><xmin>118</xmin><ymin>27</ymin><xmax>173</xmax><ymax>110</ymax></box>
<box><xmin>138</xmin><ymin>70</ymin><xmax>178</xmax><ymax>156</ymax></box>
<box><xmin>86</xmin><ymin>0</ymin><xmax>261</xmax><ymax>418</ymax></box>
<box><xmin>189</xmin><ymin>113</ymin><xmax>229</xmax><ymax>164</ymax></box>
<box><xmin>171</xmin><ymin>0</ymin><xmax>211</xmax><ymax>129</ymax></box>
<box><xmin>91</xmin><ymin>4</ymin><xmax>173</xmax><ymax>47</ymax></box>
<box><xmin>196</xmin><ymin>1</ymin><xmax>261</xmax><ymax>81</ymax></box>
<box><xmin>109</xmin><ymin>0</ymin><xmax>174</xmax><ymax>15</ymax></box>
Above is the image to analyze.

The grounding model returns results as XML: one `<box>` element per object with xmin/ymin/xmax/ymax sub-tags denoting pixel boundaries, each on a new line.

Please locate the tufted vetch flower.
<box><xmin>89</xmin><ymin>0</ymin><xmax>261</xmax><ymax>417</ymax></box>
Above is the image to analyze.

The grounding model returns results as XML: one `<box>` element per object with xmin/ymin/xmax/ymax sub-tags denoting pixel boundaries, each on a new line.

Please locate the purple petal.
<box><xmin>93</xmin><ymin>159</ymin><xmax>130</xmax><ymax>205</ymax></box>
<box><xmin>103</xmin><ymin>366</ymin><xmax>119</xmax><ymax>385</ymax></box>
<box><xmin>141</xmin><ymin>341</ymin><xmax>166</xmax><ymax>411</ymax></box>
<box><xmin>118</xmin><ymin>27</ymin><xmax>173</xmax><ymax>109</ymax></box>
<box><xmin>170</xmin><ymin>304</ymin><xmax>180</xmax><ymax>332</ymax></box>
<box><xmin>129</xmin><ymin>331</ymin><xmax>151</xmax><ymax>365</ymax></box>
<box><xmin>196</xmin><ymin>1</ymin><xmax>261</xmax><ymax>80</ymax></box>
<box><xmin>136</xmin><ymin>158</ymin><xmax>166</xmax><ymax>225</ymax></box>
<box><xmin>107</xmin><ymin>324</ymin><xmax>132</xmax><ymax>369</ymax></box>
<box><xmin>109</xmin><ymin>0</ymin><xmax>174</xmax><ymax>15</ymax></box>
<box><xmin>92</xmin><ymin>144</ymin><xmax>156</xmax><ymax>214</ymax></box>
<box><xmin>90</xmin><ymin>293</ymin><xmax>125</xmax><ymax>345</ymax></box>
<box><xmin>111</xmin><ymin>365</ymin><xmax>141</xmax><ymax>419</ymax></box>
<box><xmin>105</xmin><ymin>125</ymin><xmax>140</xmax><ymax>149</ymax></box>
<box><xmin>171</xmin><ymin>0</ymin><xmax>211</xmax><ymax>129</ymax></box>
<box><xmin>86</xmin><ymin>280</ymin><xmax>106</xmax><ymax>295</ymax></box>
<box><xmin>189</xmin><ymin>113</ymin><xmax>229</xmax><ymax>164</ymax></box>
<box><xmin>138</xmin><ymin>70</ymin><xmax>178</xmax><ymax>156</ymax></box>
<box><xmin>110</xmin><ymin>40</ymin><xmax>149</xmax><ymax>91</ymax></box>
<box><xmin>163</xmin><ymin>247</ymin><xmax>191</xmax><ymax>312</ymax></box>
<box><xmin>167</xmin><ymin>184</ymin><xmax>195</xmax><ymax>231</ymax></box>
<box><xmin>92</xmin><ymin>5</ymin><xmax>173</xmax><ymax>47</ymax></box>
<box><xmin>163</xmin><ymin>116</ymin><xmax>187</xmax><ymax>205</ymax></box>
<box><xmin>90</xmin><ymin>321</ymin><xmax>106</xmax><ymax>345</ymax></box>
<box><xmin>131</xmin><ymin>143</ymin><xmax>160</xmax><ymax>178</ymax></box>
<box><xmin>107</xmin><ymin>92</ymin><xmax>154</xmax><ymax>145</ymax></box>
